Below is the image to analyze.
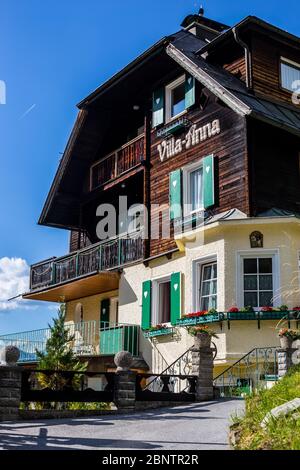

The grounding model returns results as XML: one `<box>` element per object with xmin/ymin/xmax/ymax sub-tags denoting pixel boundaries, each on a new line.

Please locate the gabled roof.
<box><xmin>198</xmin><ymin>16</ymin><xmax>300</xmax><ymax>56</ymax></box>
<box><xmin>39</xmin><ymin>19</ymin><xmax>300</xmax><ymax>230</ymax></box>
<box><xmin>167</xmin><ymin>38</ymin><xmax>300</xmax><ymax>136</ymax></box>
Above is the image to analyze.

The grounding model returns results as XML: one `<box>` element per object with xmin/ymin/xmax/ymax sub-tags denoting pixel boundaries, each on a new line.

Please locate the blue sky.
<box><xmin>0</xmin><ymin>0</ymin><xmax>299</xmax><ymax>334</ymax></box>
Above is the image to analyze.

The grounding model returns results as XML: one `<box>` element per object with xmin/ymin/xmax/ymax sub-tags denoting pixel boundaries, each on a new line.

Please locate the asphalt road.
<box><xmin>0</xmin><ymin>400</ymin><xmax>244</xmax><ymax>450</ymax></box>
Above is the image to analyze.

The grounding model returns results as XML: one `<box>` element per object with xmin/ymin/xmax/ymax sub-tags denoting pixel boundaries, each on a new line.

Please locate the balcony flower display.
<box><xmin>278</xmin><ymin>328</ymin><xmax>300</xmax><ymax>349</ymax></box>
<box><xmin>183</xmin><ymin>311</ymin><xmax>209</xmax><ymax>319</ymax></box>
<box><xmin>187</xmin><ymin>325</ymin><xmax>218</xmax><ymax>348</ymax></box>
<box><xmin>228</xmin><ymin>307</ymin><xmax>239</xmax><ymax>313</ymax></box>
<box><xmin>182</xmin><ymin>308</ymin><xmax>218</xmax><ymax>319</ymax></box>
<box><xmin>292</xmin><ymin>306</ymin><xmax>300</xmax><ymax>311</ymax></box>
<box><xmin>147</xmin><ymin>324</ymin><xmax>168</xmax><ymax>332</ymax></box>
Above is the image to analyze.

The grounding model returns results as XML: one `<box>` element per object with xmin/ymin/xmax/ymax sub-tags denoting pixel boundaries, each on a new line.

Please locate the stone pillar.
<box><xmin>278</xmin><ymin>348</ymin><xmax>297</xmax><ymax>378</ymax></box>
<box><xmin>0</xmin><ymin>346</ymin><xmax>22</xmax><ymax>422</ymax></box>
<box><xmin>192</xmin><ymin>344</ymin><xmax>214</xmax><ymax>402</ymax></box>
<box><xmin>114</xmin><ymin>351</ymin><xmax>136</xmax><ymax>410</ymax></box>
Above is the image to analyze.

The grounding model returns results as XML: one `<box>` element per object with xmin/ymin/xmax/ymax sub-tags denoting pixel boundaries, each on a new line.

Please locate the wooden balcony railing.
<box><xmin>30</xmin><ymin>230</ymin><xmax>144</xmax><ymax>291</ymax></box>
<box><xmin>91</xmin><ymin>134</ymin><xmax>144</xmax><ymax>190</ymax></box>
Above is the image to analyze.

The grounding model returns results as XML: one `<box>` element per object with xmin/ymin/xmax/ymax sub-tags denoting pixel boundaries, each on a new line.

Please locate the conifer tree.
<box><xmin>36</xmin><ymin>303</ymin><xmax>87</xmax><ymax>392</ymax></box>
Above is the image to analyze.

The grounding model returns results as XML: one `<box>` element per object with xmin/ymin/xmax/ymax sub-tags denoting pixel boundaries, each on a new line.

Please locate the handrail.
<box><xmin>213</xmin><ymin>346</ymin><xmax>278</xmax><ymax>381</ymax></box>
<box><xmin>145</xmin><ymin>347</ymin><xmax>193</xmax><ymax>390</ymax></box>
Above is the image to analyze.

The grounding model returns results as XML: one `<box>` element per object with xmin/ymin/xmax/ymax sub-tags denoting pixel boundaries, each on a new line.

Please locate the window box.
<box><xmin>226</xmin><ymin>311</ymin><xmax>258</xmax><ymax>321</ymax></box>
<box><xmin>259</xmin><ymin>311</ymin><xmax>288</xmax><ymax>320</ymax></box>
<box><xmin>143</xmin><ymin>327</ymin><xmax>174</xmax><ymax>339</ymax></box>
<box><xmin>176</xmin><ymin>313</ymin><xmax>222</xmax><ymax>327</ymax></box>
<box><xmin>156</xmin><ymin>117</ymin><xmax>189</xmax><ymax>138</ymax></box>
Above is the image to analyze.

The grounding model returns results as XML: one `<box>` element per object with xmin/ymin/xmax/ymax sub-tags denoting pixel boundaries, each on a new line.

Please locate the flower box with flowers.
<box><xmin>226</xmin><ymin>306</ymin><xmax>290</xmax><ymax>321</ymax></box>
<box><xmin>259</xmin><ymin>306</ymin><xmax>289</xmax><ymax>320</ymax></box>
<box><xmin>226</xmin><ymin>307</ymin><xmax>257</xmax><ymax>321</ymax></box>
<box><xmin>176</xmin><ymin>310</ymin><xmax>222</xmax><ymax>327</ymax></box>
<box><xmin>143</xmin><ymin>324</ymin><xmax>173</xmax><ymax>338</ymax></box>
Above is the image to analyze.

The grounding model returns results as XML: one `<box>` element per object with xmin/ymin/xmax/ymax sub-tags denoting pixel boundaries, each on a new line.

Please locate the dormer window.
<box><xmin>165</xmin><ymin>75</ymin><xmax>186</xmax><ymax>122</ymax></box>
<box><xmin>280</xmin><ymin>57</ymin><xmax>300</xmax><ymax>93</ymax></box>
<box><xmin>152</xmin><ymin>74</ymin><xmax>196</xmax><ymax>128</ymax></box>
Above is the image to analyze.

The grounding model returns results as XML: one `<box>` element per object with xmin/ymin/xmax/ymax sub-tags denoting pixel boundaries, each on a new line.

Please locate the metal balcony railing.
<box><xmin>30</xmin><ymin>230</ymin><xmax>144</xmax><ymax>291</ymax></box>
<box><xmin>0</xmin><ymin>321</ymin><xmax>140</xmax><ymax>363</ymax></box>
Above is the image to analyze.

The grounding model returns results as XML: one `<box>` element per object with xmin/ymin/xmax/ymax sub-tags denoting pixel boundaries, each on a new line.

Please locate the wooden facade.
<box><xmin>149</xmin><ymin>98</ymin><xmax>248</xmax><ymax>256</ymax></box>
<box><xmin>27</xmin><ymin>13</ymin><xmax>300</xmax><ymax>289</ymax></box>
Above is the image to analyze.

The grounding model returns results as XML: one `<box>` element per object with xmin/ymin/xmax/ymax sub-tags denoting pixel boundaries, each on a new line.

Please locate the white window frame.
<box><xmin>165</xmin><ymin>75</ymin><xmax>186</xmax><ymax>123</ymax></box>
<box><xmin>182</xmin><ymin>159</ymin><xmax>204</xmax><ymax>217</ymax></box>
<box><xmin>193</xmin><ymin>255</ymin><xmax>218</xmax><ymax>312</ymax></box>
<box><xmin>280</xmin><ymin>56</ymin><xmax>300</xmax><ymax>92</ymax></box>
<box><xmin>199</xmin><ymin>262</ymin><xmax>218</xmax><ymax>311</ymax></box>
<box><xmin>236</xmin><ymin>250</ymin><xmax>281</xmax><ymax>309</ymax></box>
<box><xmin>152</xmin><ymin>275</ymin><xmax>172</xmax><ymax>326</ymax></box>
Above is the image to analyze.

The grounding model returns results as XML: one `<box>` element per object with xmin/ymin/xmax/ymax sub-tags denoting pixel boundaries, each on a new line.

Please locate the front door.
<box><xmin>100</xmin><ymin>298</ymin><xmax>110</xmax><ymax>328</ymax></box>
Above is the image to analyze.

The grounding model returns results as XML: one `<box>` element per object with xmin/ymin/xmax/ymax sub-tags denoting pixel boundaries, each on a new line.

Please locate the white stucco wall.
<box><xmin>65</xmin><ymin>219</ymin><xmax>300</xmax><ymax>373</ymax></box>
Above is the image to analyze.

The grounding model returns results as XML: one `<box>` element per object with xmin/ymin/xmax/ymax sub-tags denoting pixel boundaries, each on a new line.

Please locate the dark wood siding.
<box><xmin>248</xmin><ymin>119</ymin><xmax>300</xmax><ymax>215</ymax></box>
<box><xmin>223</xmin><ymin>55</ymin><xmax>246</xmax><ymax>82</ymax></box>
<box><xmin>69</xmin><ymin>230</ymin><xmax>92</xmax><ymax>252</ymax></box>
<box><xmin>149</xmin><ymin>96</ymin><xmax>249</xmax><ymax>257</ymax></box>
<box><xmin>251</xmin><ymin>33</ymin><xmax>300</xmax><ymax>105</ymax></box>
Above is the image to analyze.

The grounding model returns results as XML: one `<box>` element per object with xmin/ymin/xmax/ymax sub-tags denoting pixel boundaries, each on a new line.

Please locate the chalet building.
<box><xmin>20</xmin><ymin>10</ymin><xmax>300</xmax><ymax>375</ymax></box>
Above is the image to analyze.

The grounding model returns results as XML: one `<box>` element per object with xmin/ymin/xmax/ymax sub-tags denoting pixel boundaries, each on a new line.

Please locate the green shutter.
<box><xmin>169</xmin><ymin>169</ymin><xmax>182</xmax><ymax>220</ymax></box>
<box><xmin>171</xmin><ymin>272</ymin><xmax>182</xmax><ymax>326</ymax></box>
<box><xmin>100</xmin><ymin>298</ymin><xmax>110</xmax><ymax>328</ymax></box>
<box><xmin>185</xmin><ymin>74</ymin><xmax>195</xmax><ymax>109</ymax></box>
<box><xmin>152</xmin><ymin>88</ymin><xmax>164</xmax><ymax>128</ymax></box>
<box><xmin>203</xmin><ymin>155</ymin><xmax>215</xmax><ymax>209</ymax></box>
<box><xmin>142</xmin><ymin>280</ymin><xmax>152</xmax><ymax>330</ymax></box>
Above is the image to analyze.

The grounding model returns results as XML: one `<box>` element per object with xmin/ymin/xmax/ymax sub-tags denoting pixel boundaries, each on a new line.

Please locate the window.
<box><xmin>183</xmin><ymin>161</ymin><xmax>204</xmax><ymax>216</ymax></box>
<box><xmin>243</xmin><ymin>257</ymin><xmax>274</xmax><ymax>308</ymax></box>
<box><xmin>74</xmin><ymin>303</ymin><xmax>83</xmax><ymax>324</ymax></box>
<box><xmin>152</xmin><ymin>277</ymin><xmax>171</xmax><ymax>325</ymax></box>
<box><xmin>166</xmin><ymin>75</ymin><xmax>186</xmax><ymax>122</ymax></box>
<box><xmin>199</xmin><ymin>263</ymin><xmax>218</xmax><ymax>311</ymax></box>
<box><xmin>280</xmin><ymin>58</ymin><xmax>300</xmax><ymax>92</ymax></box>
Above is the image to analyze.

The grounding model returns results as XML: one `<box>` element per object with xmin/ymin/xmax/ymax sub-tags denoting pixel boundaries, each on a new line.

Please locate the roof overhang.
<box><xmin>175</xmin><ymin>215</ymin><xmax>300</xmax><ymax>252</ymax></box>
<box><xmin>23</xmin><ymin>271</ymin><xmax>120</xmax><ymax>303</ymax></box>
<box><xmin>166</xmin><ymin>43</ymin><xmax>251</xmax><ymax>116</ymax></box>
<box><xmin>198</xmin><ymin>16</ymin><xmax>300</xmax><ymax>56</ymax></box>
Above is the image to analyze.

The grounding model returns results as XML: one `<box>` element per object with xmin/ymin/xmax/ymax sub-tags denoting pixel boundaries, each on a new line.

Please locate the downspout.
<box><xmin>233</xmin><ymin>26</ymin><xmax>253</xmax><ymax>91</ymax></box>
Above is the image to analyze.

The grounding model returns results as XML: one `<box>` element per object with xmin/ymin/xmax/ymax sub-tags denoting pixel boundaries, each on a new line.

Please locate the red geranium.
<box><xmin>184</xmin><ymin>311</ymin><xmax>208</xmax><ymax>318</ymax></box>
<box><xmin>260</xmin><ymin>306</ymin><xmax>274</xmax><ymax>312</ymax></box>
<box><xmin>228</xmin><ymin>307</ymin><xmax>239</xmax><ymax>313</ymax></box>
<box><xmin>293</xmin><ymin>307</ymin><xmax>300</xmax><ymax>311</ymax></box>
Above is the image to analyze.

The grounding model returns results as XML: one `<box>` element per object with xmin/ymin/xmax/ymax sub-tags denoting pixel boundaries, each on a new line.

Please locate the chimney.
<box><xmin>181</xmin><ymin>6</ymin><xmax>229</xmax><ymax>41</ymax></box>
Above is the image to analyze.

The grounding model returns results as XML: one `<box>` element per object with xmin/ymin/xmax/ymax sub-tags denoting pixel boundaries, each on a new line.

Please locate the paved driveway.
<box><xmin>0</xmin><ymin>400</ymin><xmax>244</xmax><ymax>450</ymax></box>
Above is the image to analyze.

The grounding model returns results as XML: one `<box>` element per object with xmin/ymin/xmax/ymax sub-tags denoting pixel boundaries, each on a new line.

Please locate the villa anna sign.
<box><xmin>157</xmin><ymin>119</ymin><xmax>221</xmax><ymax>162</ymax></box>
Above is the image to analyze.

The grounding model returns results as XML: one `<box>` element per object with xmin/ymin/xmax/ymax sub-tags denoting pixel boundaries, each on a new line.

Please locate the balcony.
<box><xmin>90</xmin><ymin>135</ymin><xmax>144</xmax><ymax>190</ymax></box>
<box><xmin>25</xmin><ymin>231</ymin><xmax>144</xmax><ymax>300</ymax></box>
<box><xmin>0</xmin><ymin>321</ymin><xmax>140</xmax><ymax>363</ymax></box>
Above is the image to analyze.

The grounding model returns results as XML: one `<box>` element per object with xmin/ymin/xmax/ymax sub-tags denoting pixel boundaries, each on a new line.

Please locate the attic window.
<box><xmin>166</xmin><ymin>75</ymin><xmax>186</xmax><ymax>122</ymax></box>
<box><xmin>280</xmin><ymin>57</ymin><xmax>300</xmax><ymax>93</ymax></box>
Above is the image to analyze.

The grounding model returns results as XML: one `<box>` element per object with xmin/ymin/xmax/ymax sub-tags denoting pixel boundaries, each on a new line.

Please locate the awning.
<box><xmin>22</xmin><ymin>271</ymin><xmax>120</xmax><ymax>303</ymax></box>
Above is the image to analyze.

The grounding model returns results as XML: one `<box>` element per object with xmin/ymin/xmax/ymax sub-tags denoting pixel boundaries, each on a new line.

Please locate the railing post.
<box><xmin>192</xmin><ymin>335</ymin><xmax>214</xmax><ymax>402</ymax></box>
<box><xmin>114</xmin><ymin>352</ymin><xmax>136</xmax><ymax>410</ymax></box>
<box><xmin>278</xmin><ymin>347</ymin><xmax>298</xmax><ymax>378</ymax></box>
<box><xmin>0</xmin><ymin>347</ymin><xmax>22</xmax><ymax>422</ymax></box>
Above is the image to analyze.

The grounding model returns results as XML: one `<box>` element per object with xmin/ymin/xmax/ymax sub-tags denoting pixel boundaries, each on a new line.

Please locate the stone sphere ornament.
<box><xmin>114</xmin><ymin>351</ymin><xmax>133</xmax><ymax>372</ymax></box>
<box><xmin>0</xmin><ymin>346</ymin><xmax>20</xmax><ymax>366</ymax></box>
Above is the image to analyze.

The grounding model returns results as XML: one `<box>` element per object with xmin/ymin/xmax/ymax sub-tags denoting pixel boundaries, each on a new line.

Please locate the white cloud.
<box><xmin>0</xmin><ymin>257</ymin><xmax>32</xmax><ymax>311</ymax></box>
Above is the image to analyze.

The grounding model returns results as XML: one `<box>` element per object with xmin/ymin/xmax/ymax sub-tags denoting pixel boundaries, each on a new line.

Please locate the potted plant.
<box><xmin>278</xmin><ymin>328</ymin><xmax>300</xmax><ymax>349</ymax></box>
<box><xmin>187</xmin><ymin>325</ymin><xmax>218</xmax><ymax>348</ymax></box>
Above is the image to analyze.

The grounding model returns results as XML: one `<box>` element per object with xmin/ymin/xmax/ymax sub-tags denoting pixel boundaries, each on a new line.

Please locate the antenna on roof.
<box><xmin>199</xmin><ymin>5</ymin><xmax>205</xmax><ymax>16</ymax></box>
